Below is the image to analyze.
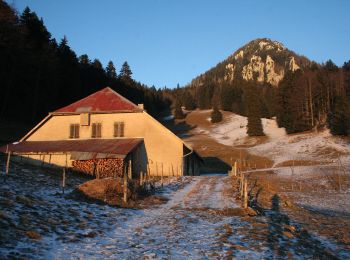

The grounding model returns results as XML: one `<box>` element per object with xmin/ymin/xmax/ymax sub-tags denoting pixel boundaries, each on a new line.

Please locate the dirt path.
<box><xmin>1</xmin><ymin>165</ymin><xmax>348</xmax><ymax>259</ymax></box>
<box><xmin>48</xmin><ymin>176</ymin><xmax>346</xmax><ymax>259</ymax></box>
<box><xmin>49</xmin><ymin>175</ymin><xmax>248</xmax><ymax>259</ymax></box>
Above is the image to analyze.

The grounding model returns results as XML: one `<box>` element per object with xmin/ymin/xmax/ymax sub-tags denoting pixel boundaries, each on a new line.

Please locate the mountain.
<box><xmin>190</xmin><ymin>38</ymin><xmax>312</xmax><ymax>87</ymax></box>
<box><xmin>174</xmin><ymin>38</ymin><xmax>350</xmax><ymax>136</ymax></box>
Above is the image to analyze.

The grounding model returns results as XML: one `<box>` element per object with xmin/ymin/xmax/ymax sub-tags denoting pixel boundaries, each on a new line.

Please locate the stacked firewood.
<box><xmin>72</xmin><ymin>158</ymin><xmax>124</xmax><ymax>178</ymax></box>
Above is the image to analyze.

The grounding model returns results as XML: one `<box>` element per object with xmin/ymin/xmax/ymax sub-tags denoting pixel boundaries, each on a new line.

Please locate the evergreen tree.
<box><xmin>211</xmin><ymin>104</ymin><xmax>223</xmax><ymax>123</ymax></box>
<box><xmin>174</xmin><ymin>100</ymin><xmax>185</xmax><ymax>119</ymax></box>
<box><xmin>182</xmin><ymin>91</ymin><xmax>196</xmax><ymax>110</ymax></box>
<box><xmin>327</xmin><ymin>96</ymin><xmax>350</xmax><ymax>135</ymax></box>
<box><xmin>119</xmin><ymin>61</ymin><xmax>132</xmax><ymax>79</ymax></box>
<box><xmin>324</xmin><ymin>59</ymin><xmax>338</xmax><ymax>72</ymax></box>
<box><xmin>79</xmin><ymin>54</ymin><xmax>90</xmax><ymax>65</ymax></box>
<box><xmin>92</xmin><ymin>59</ymin><xmax>103</xmax><ymax>70</ymax></box>
<box><xmin>106</xmin><ymin>60</ymin><xmax>117</xmax><ymax>79</ymax></box>
<box><xmin>245</xmin><ymin>83</ymin><xmax>264</xmax><ymax>136</ymax></box>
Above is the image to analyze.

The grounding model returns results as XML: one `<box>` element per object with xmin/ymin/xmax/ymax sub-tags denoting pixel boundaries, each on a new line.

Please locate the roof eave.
<box><xmin>50</xmin><ymin>109</ymin><xmax>143</xmax><ymax>116</ymax></box>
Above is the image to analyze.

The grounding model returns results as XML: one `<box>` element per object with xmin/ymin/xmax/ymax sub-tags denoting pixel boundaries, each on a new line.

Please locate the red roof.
<box><xmin>0</xmin><ymin>139</ymin><xmax>143</xmax><ymax>159</ymax></box>
<box><xmin>54</xmin><ymin>87</ymin><xmax>141</xmax><ymax>113</ymax></box>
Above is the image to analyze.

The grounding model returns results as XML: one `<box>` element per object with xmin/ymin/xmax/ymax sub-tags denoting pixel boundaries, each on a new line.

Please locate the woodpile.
<box><xmin>72</xmin><ymin>158</ymin><xmax>124</xmax><ymax>178</ymax></box>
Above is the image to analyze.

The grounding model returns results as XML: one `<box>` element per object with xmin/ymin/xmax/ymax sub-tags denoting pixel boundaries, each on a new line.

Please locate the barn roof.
<box><xmin>54</xmin><ymin>87</ymin><xmax>141</xmax><ymax>114</ymax></box>
<box><xmin>0</xmin><ymin>138</ymin><xmax>143</xmax><ymax>159</ymax></box>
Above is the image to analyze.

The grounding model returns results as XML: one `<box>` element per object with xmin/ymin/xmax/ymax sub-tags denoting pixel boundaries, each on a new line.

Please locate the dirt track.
<box><xmin>1</xmin><ymin>164</ymin><xmax>347</xmax><ymax>259</ymax></box>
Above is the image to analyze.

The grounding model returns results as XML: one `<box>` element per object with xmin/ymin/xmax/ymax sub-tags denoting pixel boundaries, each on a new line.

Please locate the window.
<box><xmin>114</xmin><ymin>122</ymin><xmax>125</xmax><ymax>137</ymax></box>
<box><xmin>91</xmin><ymin>123</ymin><xmax>102</xmax><ymax>138</ymax></box>
<box><xmin>69</xmin><ymin>124</ymin><xmax>80</xmax><ymax>139</ymax></box>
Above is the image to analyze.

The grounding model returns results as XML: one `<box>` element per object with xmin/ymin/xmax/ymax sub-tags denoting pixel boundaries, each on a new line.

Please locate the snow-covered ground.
<box><xmin>2</xmin><ymin>163</ymin><xmax>347</xmax><ymax>258</ymax></box>
<box><xmin>197</xmin><ymin>112</ymin><xmax>350</xmax><ymax>166</ymax></box>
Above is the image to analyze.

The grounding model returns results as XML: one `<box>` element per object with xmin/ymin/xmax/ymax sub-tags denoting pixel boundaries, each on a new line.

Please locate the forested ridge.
<box><xmin>0</xmin><ymin>1</ymin><xmax>169</xmax><ymax>124</ymax></box>
<box><xmin>170</xmin><ymin>39</ymin><xmax>350</xmax><ymax>136</ymax></box>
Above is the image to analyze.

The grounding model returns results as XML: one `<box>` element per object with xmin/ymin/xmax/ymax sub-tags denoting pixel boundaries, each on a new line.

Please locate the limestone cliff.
<box><xmin>190</xmin><ymin>38</ymin><xmax>311</xmax><ymax>88</ymax></box>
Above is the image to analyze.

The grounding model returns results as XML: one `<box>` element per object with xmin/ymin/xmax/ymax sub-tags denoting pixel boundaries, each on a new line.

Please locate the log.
<box><xmin>72</xmin><ymin>158</ymin><xmax>124</xmax><ymax>178</ymax></box>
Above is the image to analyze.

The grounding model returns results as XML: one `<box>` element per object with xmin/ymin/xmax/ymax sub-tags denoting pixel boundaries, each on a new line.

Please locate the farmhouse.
<box><xmin>1</xmin><ymin>87</ymin><xmax>201</xmax><ymax>178</ymax></box>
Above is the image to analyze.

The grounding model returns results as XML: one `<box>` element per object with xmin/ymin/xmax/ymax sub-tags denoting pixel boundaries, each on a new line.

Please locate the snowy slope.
<box><xmin>197</xmin><ymin>113</ymin><xmax>350</xmax><ymax>166</ymax></box>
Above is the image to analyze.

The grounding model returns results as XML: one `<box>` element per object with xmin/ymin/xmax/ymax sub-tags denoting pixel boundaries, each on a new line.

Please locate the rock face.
<box><xmin>191</xmin><ymin>38</ymin><xmax>311</xmax><ymax>88</ymax></box>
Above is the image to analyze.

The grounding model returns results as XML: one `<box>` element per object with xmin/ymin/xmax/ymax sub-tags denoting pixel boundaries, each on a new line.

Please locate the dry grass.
<box><xmin>245</xmin><ymin>171</ymin><xmax>350</xmax><ymax>250</ymax></box>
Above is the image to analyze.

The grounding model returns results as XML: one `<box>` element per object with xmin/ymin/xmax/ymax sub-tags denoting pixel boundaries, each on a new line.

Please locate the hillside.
<box><xmin>183</xmin><ymin>110</ymin><xmax>350</xmax><ymax>167</ymax></box>
<box><xmin>173</xmin><ymin>39</ymin><xmax>350</xmax><ymax>136</ymax></box>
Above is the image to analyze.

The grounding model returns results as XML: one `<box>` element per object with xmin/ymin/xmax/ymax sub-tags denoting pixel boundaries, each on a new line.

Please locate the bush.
<box><xmin>211</xmin><ymin>106</ymin><xmax>223</xmax><ymax>123</ymax></box>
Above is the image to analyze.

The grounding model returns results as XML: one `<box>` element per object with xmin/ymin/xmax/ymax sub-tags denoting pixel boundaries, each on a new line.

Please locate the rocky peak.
<box><xmin>190</xmin><ymin>38</ymin><xmax>311</xmax><ymax>89</ymax></box>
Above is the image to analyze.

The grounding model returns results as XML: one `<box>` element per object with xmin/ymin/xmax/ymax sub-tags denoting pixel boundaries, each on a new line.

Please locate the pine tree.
<box><xmin>174</xmin><ymin>100</ymin><xmax>185</xmax><ymax>119</ymax></box>
<box><xmin>245</xmin><ymin>83</ymin><xmax>264</xmax><ymax>136</ymax></box>
<box><xmin>119</xmin><ymin>61</ymin><xmax>132</xmax><ymax>79</ymax></box>
<box><xmin>183</xmin><ymin>91</ymin><xmax>196</xmax><ymax>110</ymax></box>
<box><xmin>92</xmin><ymin>59</ymin><xmax>103</xmax><ymax>70</ymax></box>
<box><xmin>106</xmin><ymin>60</ymin><xmax>117</xmax><ymax>79</ymax></box>
<box><xmin>211</xmin><ymin>104</ymin><xmax>223</xmax><ymax>123</ymax></box>
<box><xmin>79</xmin><ymin>54</ymin><xmax>90</xmax><ymax>65</ymax></box>
<box><xmin>327</xmin><ymin>96</ymin><xmax>350</xmax><ymax>135</ymax></box>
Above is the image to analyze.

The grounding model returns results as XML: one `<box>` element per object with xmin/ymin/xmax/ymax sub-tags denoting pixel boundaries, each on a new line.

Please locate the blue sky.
<box><xmin>7</xmin><ymin>0</ymin><xmax>350</xmax><ymax>88</ymax></box>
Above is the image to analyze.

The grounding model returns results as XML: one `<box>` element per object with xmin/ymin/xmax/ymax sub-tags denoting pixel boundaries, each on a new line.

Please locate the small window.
<box><xmin>69</xmin><ymin>124</ymin><xmax>80</xmax><ymax>139</ymax></box>
<box><xmin>114</xmin><ymin>122</ymin><xmax>124</xmax><ymax>137</ymax></box>
<box><xmin>91</xmin><ymin>123</ymin><xmax>102</xmax><ymax>138</ymax></box>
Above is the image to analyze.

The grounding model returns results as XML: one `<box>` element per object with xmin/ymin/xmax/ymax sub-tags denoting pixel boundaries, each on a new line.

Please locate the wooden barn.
<box><xmin>0</xmin><ymin>87</ymin><xmax>201</xmax><ymax>178</ymax></box>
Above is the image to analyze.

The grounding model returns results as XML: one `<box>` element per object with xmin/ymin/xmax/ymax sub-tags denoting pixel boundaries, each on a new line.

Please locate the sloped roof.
<box><xmin>0</xmin><ymin>138</ymin><xmax>143</xmax><ymax>159</ymax></box>
<box><xmin>54</xmin><ymin>87</ymin><xmax>141</xmax><ymax>113</ymax></box>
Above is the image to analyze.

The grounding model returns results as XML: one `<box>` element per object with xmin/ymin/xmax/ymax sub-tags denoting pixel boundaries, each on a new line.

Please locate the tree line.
<box><xmin>0</xmin><ymin>1</ymin><xmax>169</xmax><ymax>124</ymax></box>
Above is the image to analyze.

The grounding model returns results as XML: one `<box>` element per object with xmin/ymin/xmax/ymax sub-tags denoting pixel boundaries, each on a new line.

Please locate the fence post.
<box><xmin>6</xmin><ymin>151</ymin><xmax>11</xmax><ymax>176</ymax></box>
<box><xmin>240</xmin><ymin>174</ymin><xmax>244</xmax><ymax>198</ymax></box>
<box><xmin>123</xmin><ymin>166</ymin><xmax>128</xmax><ymax>204</ymax></box>
<box><xmin>161</xmin><ymin>163</ymin><xmax>164</xmax><ymax>188</ymax></box>
<box><xmin>140</xmin><ymin>171</ymin><xmax>143</xmax><ymax>186</ymax></box>
<box><xmin>62</xmin><ymin>167</ymin><xmax>66</xmax><ymax>195</ymax></box>
<box><xmin>243</xmin><ymin>179</ymin><xmax>248</xmax><ymax>208</ymax></box>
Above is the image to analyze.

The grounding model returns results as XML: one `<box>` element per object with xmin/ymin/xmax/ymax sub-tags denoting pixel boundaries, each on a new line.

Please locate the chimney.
<box><xmin>138</xmin><ymin>104</ymin><xmax>144</xmax><ymax>110</ymax></box>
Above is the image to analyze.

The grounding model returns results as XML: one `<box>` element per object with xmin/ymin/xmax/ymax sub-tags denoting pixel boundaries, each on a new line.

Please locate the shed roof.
<box><xmin>0</xmin><ymin>138</ymin><xmax>143</xmax><ymax>159</ymax></box>
<box><xmin>54</xmin><ymin>87</ymin><xmax>141</xmax><ymax>113</ymax></box>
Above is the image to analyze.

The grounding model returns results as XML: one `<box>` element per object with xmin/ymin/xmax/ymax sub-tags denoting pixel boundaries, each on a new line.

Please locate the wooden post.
<box><xmin>234</xmin><ymin>161</ymin><xmax>237</xmax><ymax>176</ymax></box>
<box><xmin>123</xmin><ymin>166</ymin><xmax>128</xmax><ymax>204</ymax></box>
<box><xmin>6</xmin><ymin>151</ymin><xmax>11</xmax><ymax>176</ymax></box>
<box><xmin>243</xmin><ymin>179</ymin><xmax>248</xmax><ymax>209</ymax></box>
<box><xmin>147</xmin><ymin>162</ymin><xmax>151</xmax><ymax>177</ymax></box>
<box><xmin>128</xmin><ymin>160</ymin><xmax>132</xmax><ymax>180</ymax></box>
<box><xmin>161</xmin><ymin>163</ymin><xmax>164</xmax><ymax>188</ymax></box>
<box><xmin>240</xmin><ymin>174</ymin><xmax>244</xmax><ymax>198</ymax></box>
<box><xmin>62</xmin><ymin>167</ymin><xmax>66</xmax><ymax>195</ymax></box>
<box><xmin>156</xmin><ymin>162</ymin><xmax>158</xmax><ymax>177</ymax></box>
<box><xmin>171</xmin><ymin>164</ymin><xmax>174</xmax><ymax>177</ymax></box>
<box><xmin>140</xmin><ymin>171</ymin><xmax>143</xmax><ymax>186</ymax></box>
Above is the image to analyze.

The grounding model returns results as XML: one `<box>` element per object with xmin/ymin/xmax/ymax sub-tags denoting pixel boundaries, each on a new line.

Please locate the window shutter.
<box><xmin>97</xmin><ymin>123</ymin><xmax>101</xmax><ymax>138</ymax></box>
<box><xmin>92</xmin><ymin>123</ymin><xmax>96</xmax><ymax>138</ymax></box>
<box><xmin>114</xmin><ymin>122</ymin><xmax>119</xmax><ymax>137</ymax></box>
<box><xmin>120</xmin><ymin>122</ymin><xmax>124</xmax><ymax>137</ymax></box>
<box><xmin>75</xmin><ymin>125</ymin><xmax>80</xmax><ymax>138</ymax></box>
<box><xmin>69</xmin><ymin>125</ymin><xmax>74</xmax><ymax>138</ymax></box>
